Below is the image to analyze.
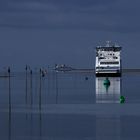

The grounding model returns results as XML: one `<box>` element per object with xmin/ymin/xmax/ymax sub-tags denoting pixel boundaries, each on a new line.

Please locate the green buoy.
<box><xmin>120</xmin><ymin>96</ymin><xmax>125</xmax><ymax>103</ymax></box>
<box><xmin>103</xmin><ymin>77</ymin><xmax>110</xmax><ymax>85</ymax></box>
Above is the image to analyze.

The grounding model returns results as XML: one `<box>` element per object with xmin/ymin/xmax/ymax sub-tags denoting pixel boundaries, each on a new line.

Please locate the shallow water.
<box><xmin>0</xmin><ymin>71</ymin><xmax>140</xmax><ymax>140</ymax></box>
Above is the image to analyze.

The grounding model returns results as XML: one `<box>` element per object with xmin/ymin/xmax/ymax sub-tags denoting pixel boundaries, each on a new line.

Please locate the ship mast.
<box><xmin>106</xmin><ymin>41</ymin><xmax>111</xmax><ymax>47</ymax></box>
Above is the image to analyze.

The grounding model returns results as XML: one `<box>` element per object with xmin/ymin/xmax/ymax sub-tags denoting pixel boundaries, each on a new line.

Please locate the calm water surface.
<box><xmin>0</xmin><ymin>71</ymin><xmax>140</xmax><ymax>140</ymax></box>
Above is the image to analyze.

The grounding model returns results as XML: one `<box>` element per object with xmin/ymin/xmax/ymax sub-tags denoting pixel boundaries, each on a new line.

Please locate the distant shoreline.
<box><xmin>68</xmin><ymin>69</ymin><xmax>140</xmax><ymax>73</ymax></box>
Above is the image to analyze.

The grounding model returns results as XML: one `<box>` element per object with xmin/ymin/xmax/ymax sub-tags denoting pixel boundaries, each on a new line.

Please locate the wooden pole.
<box><xmin>30</xmin><ymin>70</ymin><xmax>33</xmax><ymax>106</ymax></box>
<box><xmin>8</xmin><ymin>67</ymin><xmax>11</xmax><ymax>140</ymax></box>
<box><xmin>39</xmin><ymin>69</ymin><xmax>42</xmax><ymax>110</ymax></box>
<box><xmin>8</xmin><ymin>67</ymin><xmax>11</xmax><ymax>112</ymax></box>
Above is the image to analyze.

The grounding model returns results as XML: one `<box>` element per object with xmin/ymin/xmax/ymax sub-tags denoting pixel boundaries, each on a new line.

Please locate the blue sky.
<box><xmin>0</xmin><ymin>0</ymin><xmax>140</xmax><ymax>69</ymax></box>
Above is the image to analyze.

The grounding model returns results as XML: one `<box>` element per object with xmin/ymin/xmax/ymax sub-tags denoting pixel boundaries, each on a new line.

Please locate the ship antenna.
<box><xmin>115</xmin><ymin>43</ymin><xmax>119</xmax><ymax>47</ymax></box>
<box><xmin>106</xmin><ymin>41</ymin><xmax>111</xmax><ymax>47</ymax></box>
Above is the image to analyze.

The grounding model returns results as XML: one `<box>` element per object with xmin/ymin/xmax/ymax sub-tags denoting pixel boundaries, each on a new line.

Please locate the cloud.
<box><xmin>0</xmin><ymin>0</ymin><xmax>140</xmax><ymax>33</ymax></box>
<box><xmin>12</xmin><ymin>0</ymin><xmax>116</xmax><ymax>7</ymax></box>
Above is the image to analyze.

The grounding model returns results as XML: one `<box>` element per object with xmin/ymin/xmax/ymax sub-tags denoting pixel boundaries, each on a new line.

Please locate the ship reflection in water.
<box><xmin>96</xmin><ymin>77</ymin><xmax>121</xmax><ymax>103</ymax></box>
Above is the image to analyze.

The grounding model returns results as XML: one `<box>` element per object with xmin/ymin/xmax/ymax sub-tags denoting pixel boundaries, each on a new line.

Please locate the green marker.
<box><xmin>120</xmin><ymin>96</ymin><xmax>125</xmax><ymax>103</ymax></box>
<box><xmin>103</xmin><ymin>77</ymin><xmax>110</xmax><ymax>85</ymax></box>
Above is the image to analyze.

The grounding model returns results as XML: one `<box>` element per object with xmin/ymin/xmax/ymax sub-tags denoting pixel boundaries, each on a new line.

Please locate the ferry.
<box><xmin>95</xmin><ymin>41</ymin><xmax>122</xmax><ymax>77</ymax></box>
<box><xmin>54</xmin><ymin>64</ymin><xmax>74</xmax><ymax>72</ymax></box>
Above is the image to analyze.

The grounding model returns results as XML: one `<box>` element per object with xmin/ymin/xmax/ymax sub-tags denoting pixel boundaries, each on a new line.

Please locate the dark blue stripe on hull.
<box><xmin>96</xmin><ymin>73</ymin><xmax>121</xmax><ymax>77</ymax></box>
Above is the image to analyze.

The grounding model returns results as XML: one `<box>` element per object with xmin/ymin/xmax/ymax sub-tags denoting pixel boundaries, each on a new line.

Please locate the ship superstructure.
<box><xmin>95</xmin><ymin>41</ymin><xmax>122</xmax><ymax>76</ymax></box>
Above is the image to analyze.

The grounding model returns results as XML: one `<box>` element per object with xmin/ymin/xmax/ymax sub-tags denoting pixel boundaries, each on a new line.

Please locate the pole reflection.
<box><xmin>96</xmin><ymin>77</ymin><xmax>121</xmax><ymax>103</ymax></box>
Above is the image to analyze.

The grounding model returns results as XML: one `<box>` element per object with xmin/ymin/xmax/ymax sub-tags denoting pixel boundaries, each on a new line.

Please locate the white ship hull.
<box><xmin>95</xmin><ymin>41</ymin><xmax>122</xmax><ymax>77</ymax></box>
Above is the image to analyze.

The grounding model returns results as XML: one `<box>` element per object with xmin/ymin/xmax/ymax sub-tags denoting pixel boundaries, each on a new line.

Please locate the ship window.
<box><xmin>99</xmin><ymin>57</ymin><xmax>105</xmax><ymax>59</ymax></box>
<box><xmin>100</xmin><ymin>62</ymin><xmax>119</xmax><ymax>64</ymax></box>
